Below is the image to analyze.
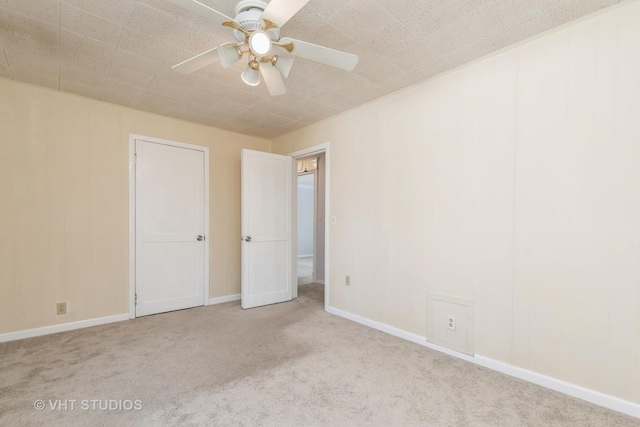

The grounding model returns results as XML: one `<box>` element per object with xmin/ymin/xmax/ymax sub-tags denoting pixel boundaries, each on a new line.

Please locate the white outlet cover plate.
<box><xmin>447</xmin><ymin>315</ymin><xmax>456</xmax><ymax>331</ymax></box>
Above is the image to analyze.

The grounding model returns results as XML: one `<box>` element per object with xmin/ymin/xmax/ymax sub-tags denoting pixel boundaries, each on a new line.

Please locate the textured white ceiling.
<box><xmin>0</xmin><ymin>0</ymin><xmax>625</xmax><ymax>138</ymax></box>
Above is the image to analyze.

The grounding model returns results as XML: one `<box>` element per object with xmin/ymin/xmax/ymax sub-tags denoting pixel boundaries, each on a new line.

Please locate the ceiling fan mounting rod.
<box><xmin>235</xmin><ymin>0</ymin><xmax>268</xmax><ymax>15</ymax></box>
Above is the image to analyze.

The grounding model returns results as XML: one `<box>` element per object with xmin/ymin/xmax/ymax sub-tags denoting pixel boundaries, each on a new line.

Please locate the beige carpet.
<box><xmin>1</xmin><ymin>283</ymin><xmax>638</xmax><ymax>426</ymax></box>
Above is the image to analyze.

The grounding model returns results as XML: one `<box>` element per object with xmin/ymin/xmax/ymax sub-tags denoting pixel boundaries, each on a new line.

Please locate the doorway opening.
<box><xmin>297</xmin><ymin>171</ymin><xmax>315</xmax><ymax>285</ymax></box>
<box><xmin>292</xmin><ymin>149</ymin><xmax>327</xmax><ymax>305</ymax></box>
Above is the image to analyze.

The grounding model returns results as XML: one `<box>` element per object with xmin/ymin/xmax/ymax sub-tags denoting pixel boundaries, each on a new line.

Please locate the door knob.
<box><xmin>197</xmin><ymin>235</ymin><xmax>204</xmax><ymax>241</ymax></box>
<box><xmin>244</xmin><ymin>236</ymin><xmax>252</xmax><ymax>242</ymax></box>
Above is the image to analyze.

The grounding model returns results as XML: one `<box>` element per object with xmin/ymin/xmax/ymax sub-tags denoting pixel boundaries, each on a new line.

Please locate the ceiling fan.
<box><xmin>167</xmin><ymin>0</ymin><xmax>359</xmax><ymax>96</ymax></box>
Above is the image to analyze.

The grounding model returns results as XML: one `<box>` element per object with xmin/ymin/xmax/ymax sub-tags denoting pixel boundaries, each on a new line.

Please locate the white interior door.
<box><xmin>241</xmin><ymin>149</ymin><xmax>293</xmax><ymax>309</ymax></box>
<box><xmin>135</xmin><ymin>139</ymin><xmax>206</xmax><ymax>317</ymax></box>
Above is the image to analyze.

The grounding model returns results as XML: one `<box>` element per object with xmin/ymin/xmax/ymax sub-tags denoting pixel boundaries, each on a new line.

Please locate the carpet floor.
<box><xmin>1</xmin><ymin>283</ymin><xmax>638</xmax><ymax>426</ymax></box>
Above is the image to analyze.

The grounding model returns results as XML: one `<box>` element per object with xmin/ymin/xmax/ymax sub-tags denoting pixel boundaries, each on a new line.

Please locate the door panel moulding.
<box><xmin>128</xmin><ymin>134</ymin><xmax>210</xmax><ymax>319</ymax></box>
<box><xmin>241</xmin><ymin>149</ymin><xmax>293</xmax><ymax>309</ymax></box>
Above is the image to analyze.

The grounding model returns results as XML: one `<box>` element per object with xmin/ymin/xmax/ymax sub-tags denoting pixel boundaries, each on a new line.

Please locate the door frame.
<box><xmin>289</xmin><ymin>143</ymin><xmax>330</xmax><ymax>311</ymax></box>
<box><xmin>128</xmin><ymin>134</ymin><xmax>210</xmax><ymax>319</ymax></box>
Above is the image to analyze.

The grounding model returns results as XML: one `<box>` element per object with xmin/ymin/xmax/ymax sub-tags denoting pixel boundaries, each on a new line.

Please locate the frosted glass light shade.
<box><xmin>218</xmin><ymin>43</ymin><xmax>241</xmax><ymax>69</ymax></box>
<box><xmin>249</xmin><ymin>31</ymin><xmax>272</xmax><ymax>56</ymax></box>
<box><xmin>241</xmin><ymin>63</ymin><xmax>260</xmax><ymax>86</ymax></box>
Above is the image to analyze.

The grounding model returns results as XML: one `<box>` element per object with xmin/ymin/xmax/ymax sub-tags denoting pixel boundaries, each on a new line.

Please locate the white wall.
<box><xmin>273</xmin><ymin>2</ymin><xmax>640</xmax><ymax>405</ymax></box>
<box><xmin>297</xmin><ymin>173</ymin><xmax>314</xmax><ymax>257</ymax></box>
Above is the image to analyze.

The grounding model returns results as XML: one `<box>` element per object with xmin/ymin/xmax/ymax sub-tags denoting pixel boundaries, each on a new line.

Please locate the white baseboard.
<box><xmin>0</xmin><ymin>295</ymin><xmax>242</xmax><ymax>343</ymax></box>
<box><xmin>208</xmin><ymin>294</ymin><xmax>241</xmax><ymax>305</ymax></box>
<box><xmin>297</xmin><ymin>254</ymin><xmax>313</xmax><ymax>258</ymax></box>
<box><xmin>0</xmin><ymin>313</ymin><xmax>129</xmax><ymax>343</ymax></box>
<box><xmin>472</xmin><ymin>356</ymin><xmax>640</xmax><ymax>419</ymax></box>
<box><xmin>326</xmin><ymin>306</ymin><xmax>640</xmax><ymax>419</ymax></box>
<box><xmin>316</xmin><ymin>280</ymin><xmax>325</xmax><ymax>285</ymax></box>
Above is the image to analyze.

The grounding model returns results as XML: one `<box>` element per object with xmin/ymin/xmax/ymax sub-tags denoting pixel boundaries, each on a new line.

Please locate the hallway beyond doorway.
<box><xmin>297</xmin><ymin>256</ymin><xmax>313</xmax><ymax>286</ymax></box>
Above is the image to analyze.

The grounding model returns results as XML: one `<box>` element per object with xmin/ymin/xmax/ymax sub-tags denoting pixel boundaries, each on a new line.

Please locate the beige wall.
<box><xmin>273</xmin><ymin>2</ymin><xmax>640</xmax><ymax>404</ymax></box>
<box><xmin>0</xmin><ymin>78</ymin><xmax>269</xmax><ymax>334</ymax></box>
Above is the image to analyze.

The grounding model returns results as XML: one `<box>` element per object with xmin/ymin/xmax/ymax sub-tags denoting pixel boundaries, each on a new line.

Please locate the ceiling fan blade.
<box><xmin>172</xmin><ymin>47</ymin><xmax>219</xmax><ymax>74</ymax></box>
<box><xmin>261</xmin><ymin>0</ymin><xmax>310</xmax><ymax>28</ymax></box>
<box><xmin>164</xmin><ymin>0</ymin><xmax>239</xmax><ymax>26</ymax></box>
<box><xmin>279</xmin><ymin>37</ymin><xmax>359</xmax><ymax>71</ymax></box>
<box><xmin>273</xmin><ymin>56</ymin><xmax>294</xmax><ymax>79</ymax></box>
<box><xmin>259</xmin><ymin>64</ymin><xmax>287</xmax><ymax>96</ymax></box>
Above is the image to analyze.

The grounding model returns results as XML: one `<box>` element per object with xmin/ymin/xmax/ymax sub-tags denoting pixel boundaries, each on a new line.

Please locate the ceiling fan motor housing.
<box><xmin>232</xmin><ymin>0</ymin><xmax>280</xmax><ymax>42</ymax></box>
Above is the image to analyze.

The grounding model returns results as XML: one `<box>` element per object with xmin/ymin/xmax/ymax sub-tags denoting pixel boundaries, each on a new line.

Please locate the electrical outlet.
<box><xmin>345</xmin><ymin>275</ymin><xmax>351</xmax><ymax>286</ymax></box>
<box><xmin>56</xmin><ymin>302</ymin><xmax>67</xmax><ymax>315</ymax></box>
<box><xmin>447</xmin><ymin>315</ymin><xmax>456</xmax><ymax>331</ymax></box>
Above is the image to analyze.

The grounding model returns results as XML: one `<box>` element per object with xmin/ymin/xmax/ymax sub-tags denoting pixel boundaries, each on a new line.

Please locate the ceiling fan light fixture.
<box><xmin>241</xmin><ymin>60</ymin><xmax>261</xmax><ymax>86</ymax></box>
<box><xmin>218</xmin><ymin>43</ymin><xmax>242</xmax><ymax>69</ymax></box>
<box><xmin>248</xmin><ymin>31</ymin><xmax>272</xmax><ymax>56</ymax></box>
<box><xmin>169</xmin><ymin>0</ymin><xmax>359</xmax><ymax>97</ymax></box>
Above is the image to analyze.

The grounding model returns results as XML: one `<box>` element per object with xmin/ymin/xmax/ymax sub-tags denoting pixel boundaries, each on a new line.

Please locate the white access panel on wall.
<box><xmin>426</xmin><ymin>293</ymin><xmax>475</xmax><ymax>356</ymax></box>
<box><xmin>134</xmin><ymin>138</ymin><xmax>208</xmax><ymax>317</ymax></box>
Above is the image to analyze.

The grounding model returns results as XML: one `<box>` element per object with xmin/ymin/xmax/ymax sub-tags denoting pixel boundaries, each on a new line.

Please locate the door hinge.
<box><xmin>135</xmin><ymin>293</ymin><xmax>137</xmax><ymax>305</ymax></box>
<box><xmin>134</xmin><ymin>153</ymin><xmax>137</xmax><ymax>165</ymax></box>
